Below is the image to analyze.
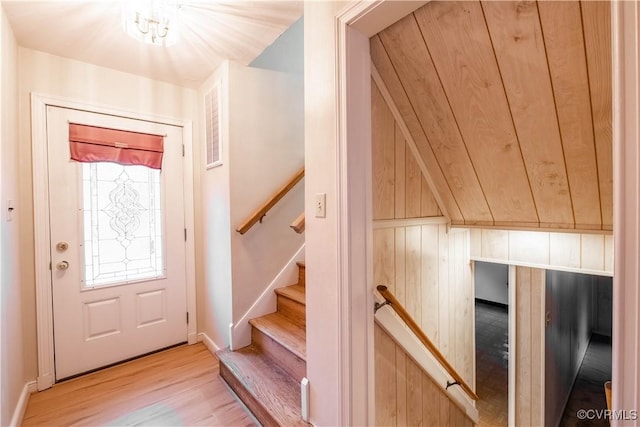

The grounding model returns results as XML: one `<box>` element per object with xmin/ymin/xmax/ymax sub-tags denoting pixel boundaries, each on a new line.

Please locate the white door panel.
<box><xmin>47</xmin><ymin>106</ymin><xmax>187</xmax><ymax>380</ymax></box>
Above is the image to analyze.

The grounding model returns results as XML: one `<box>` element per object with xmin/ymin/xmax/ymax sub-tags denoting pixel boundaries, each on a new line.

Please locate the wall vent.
<box><xmin>205</xmin><ymin>83</ymin><xmax>221</xmax><ymax>168</ymax></box>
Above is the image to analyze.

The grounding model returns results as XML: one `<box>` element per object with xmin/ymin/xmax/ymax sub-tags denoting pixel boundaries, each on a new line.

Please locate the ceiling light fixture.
<box><xmin>122</xmin><ymin>1</ymin><xmax>180</xmax><ymax>47</ymax></box>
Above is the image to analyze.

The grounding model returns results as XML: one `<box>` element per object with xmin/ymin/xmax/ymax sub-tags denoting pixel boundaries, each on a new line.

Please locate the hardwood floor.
<box><xmin>22</xmin><ymin>343</ymin><xmax>257</xmax><ymax>427</ymax></box>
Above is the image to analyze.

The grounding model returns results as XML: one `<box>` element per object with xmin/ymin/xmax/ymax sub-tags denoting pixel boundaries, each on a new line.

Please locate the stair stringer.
<box><xmin>230</xmin><ymin>244</ymin><xmax>305</xmax><ymax>350</ymax></box>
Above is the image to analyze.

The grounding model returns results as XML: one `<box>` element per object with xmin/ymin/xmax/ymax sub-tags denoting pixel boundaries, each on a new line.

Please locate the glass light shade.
<box><xmin>122</xmin><ymin>1</ymin><xmax>179</xmax><ymax>47</ymax></box>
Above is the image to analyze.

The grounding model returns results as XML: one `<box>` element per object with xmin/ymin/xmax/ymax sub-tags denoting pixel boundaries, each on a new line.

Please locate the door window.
<box><xmin>81</xmin><ymin>162</ymin><xmax>164</xmax><ymax>288</ymax></box>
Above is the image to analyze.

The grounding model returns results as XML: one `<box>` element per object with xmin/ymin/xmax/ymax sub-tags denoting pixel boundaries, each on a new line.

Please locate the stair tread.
<box><xmin>249</xmin><ymin>312</ymin><xmax>306</xmax><ymax>360</ymax></box>
<box><xmin>275</xmin><ymin>284</ymin><xmax>306</xmax><ymax>305</ymax></box>
<box><xmin>218</xmin><ymin>346</ymin><xmax>309</xmax><ymax>426</ymax></box>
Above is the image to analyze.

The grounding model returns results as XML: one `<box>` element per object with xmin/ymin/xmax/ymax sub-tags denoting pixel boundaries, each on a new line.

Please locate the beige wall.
<box><xmin>17</xmin><ymin>48</ymin><xmax>198</xmax><ymax>385</ymax></box>
<box><xmin>227</xmin><ymin>63</ymin><xmax>304</xmax><ymax>329</ymax></box>
<box><xmin>304</xmin><ymin>2</ymin><xmax>347</xmax><ymax>425</ymax></box>
<box><xmin>197</xmin><ymin>61</ymin><xmax>304</xmax><ymax>349</ymax></box>
<box><xmin>1</xmin><ymin>6</ymin><xmax>23</xmax><ymax>425</ymax></box>
<box><xmin>196</xmin><ymin>63</ymin><xmax>233</xmax><ymax>348</ymax></box>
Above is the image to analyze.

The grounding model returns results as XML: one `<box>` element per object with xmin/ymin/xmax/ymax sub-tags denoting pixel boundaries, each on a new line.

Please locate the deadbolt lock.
<box><xmin>56</xmin><ymin>242</ymin><xmax>69</xmax><ymax>252</ymax></box>
<box><xmin>56</xmin><ymin>261</ymin><xmax>69</xmax><ymax>271</ymax></box>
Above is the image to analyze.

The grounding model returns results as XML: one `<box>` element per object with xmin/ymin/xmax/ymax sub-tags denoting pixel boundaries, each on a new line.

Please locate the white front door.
<box><xmin>47</xmin><ymin>106</ymin><xmax>188</xmax><ymax>381</ymax></box>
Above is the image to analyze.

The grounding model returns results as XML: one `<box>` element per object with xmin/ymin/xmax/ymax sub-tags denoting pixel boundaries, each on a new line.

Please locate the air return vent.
<box><xmin>205</xmin><ymin>84</ymin><xmax>221</xmax><ymax>168</ymax></box>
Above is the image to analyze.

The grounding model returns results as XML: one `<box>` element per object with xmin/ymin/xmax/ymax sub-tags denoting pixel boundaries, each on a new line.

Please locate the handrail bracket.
<box><xmin>446</xmin><ymin>380</ymin><xmax>461</xmax><ymax>390</ymax></box>
<box><xmin>374</xmin><ymin>300</ymin><xmax>392</xmax><ymax>314</ymax></box>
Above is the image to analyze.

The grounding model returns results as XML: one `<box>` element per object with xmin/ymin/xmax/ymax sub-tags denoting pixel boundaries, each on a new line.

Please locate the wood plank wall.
<box><xmin>374</xmin><ymin>225</ymin><xmax>474</xmax><ymax>386</ymax></box>
<box><xmin>514</xmin><ymin>266</ymin><xmax>546</xmax><ymax>427</ymax></box>
<box><xmin>470</xmin><ymin>229</ymin><xmax>614</xmax><ymax>276</ymax></box>
<box><xmin>372</xmin><ymin>74</ymin><xmax>476</xmax><ymax>425</ymax></box>
<box><xmin>371</xmin><ymin>0</ymin><xmax>612</xmax><ymax>231</ymax></box>
<box><xmin>372</xmin><ymin>81</ymin><xmax>442</xmax><ymax>220</ymax></box>
<box><xmin>375</xmin><ymin>323</ymin><xmax>474</xmax><ymax>427</ymax></box>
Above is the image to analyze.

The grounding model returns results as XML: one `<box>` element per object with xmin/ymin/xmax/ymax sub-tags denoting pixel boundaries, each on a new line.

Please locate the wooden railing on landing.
<box><xmin>236</xmin><ymin>167</ymin><xmax>305</xmax><ymax>235</ymax></box>
<box><xmin>376</xmin><ymin>285</ymin><xmax>479</xmax><ymax>401</ymax></box>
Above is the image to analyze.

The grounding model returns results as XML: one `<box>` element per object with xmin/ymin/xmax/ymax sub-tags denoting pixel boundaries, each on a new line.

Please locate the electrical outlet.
<box><xmin>301</xmin><ymin>377</ymin><xmax>310</xmax><ymax>422</ymax></box>
<box><xmin>315</xmin><ymin>193</ymin><xmax>326</xmax><ymax>218</ymax></box>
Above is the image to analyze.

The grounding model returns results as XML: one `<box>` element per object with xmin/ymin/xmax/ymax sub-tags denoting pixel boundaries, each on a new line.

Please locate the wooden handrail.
<box><xmin>290</xmin><ymin>212</ymin><xmax>305</xmax><ymax>234</ymax></box>
<box><xmin>236</xmin><ymin>167</ymin><xmax>305</xmax><ymax>235</ymax></box>
<box><xmin>376</xmin><ymin>285</ymin><xmax>479</xmax><ymax>401</ymax></box>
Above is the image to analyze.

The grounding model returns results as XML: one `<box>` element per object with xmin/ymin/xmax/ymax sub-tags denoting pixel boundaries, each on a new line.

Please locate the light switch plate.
<box><xmin>315</xmin><ymin>193</ymin><xmax>326</xmax><ymax>218</ymax></box>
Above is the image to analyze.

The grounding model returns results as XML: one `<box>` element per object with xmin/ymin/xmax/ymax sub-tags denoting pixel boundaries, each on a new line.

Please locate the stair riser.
<box><xmin>297</xmin><ymin>265</ymin><xmax>305</xmax><ymax>287</ymax></box>
<box><xmin>252</xmin><ymin>327</ymin><xmax>306</xmax><ymax>382</ymax></box>
<box><xmin>219</xmin><ymin>361</ymin><xmax>279</xmax><ymax>427</ymax></box>
<box><xmin>277</xmin><ymin>295</ymin><xmax>306</xmax><ymax>326</ymax></box>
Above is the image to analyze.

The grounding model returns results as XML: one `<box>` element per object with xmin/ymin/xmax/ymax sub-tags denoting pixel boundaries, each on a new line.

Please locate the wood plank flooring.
<box><xmin>22</xmin><ymin>343</ymin><xmax>257</xmax><ymax>427</ymax></box>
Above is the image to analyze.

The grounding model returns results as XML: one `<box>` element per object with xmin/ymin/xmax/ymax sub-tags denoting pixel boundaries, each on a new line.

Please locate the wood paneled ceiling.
<box><xmin>371</xmin><ymin>1</ymin><xmax>612</xmax><ymax>232</ymax></box>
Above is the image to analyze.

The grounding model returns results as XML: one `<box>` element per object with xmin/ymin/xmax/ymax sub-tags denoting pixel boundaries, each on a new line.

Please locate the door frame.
<box><xmin>612</xmin><ymin>2</ymin><xmax>640</xmax><ymax>421</ymax></box>
<box><xmin>332</xmin><ymin>2</ymin><xmax>429</xmax><ymax>424</ymax></box>
<box><xmin>31</xmin><ymin>93</ymin><xmax>197</xmax><ymax>391</ymax></box>
<box><xmin>335</xmin><ymin>0</ymin><xmax>638</xmax><ymax>424</ymax></box>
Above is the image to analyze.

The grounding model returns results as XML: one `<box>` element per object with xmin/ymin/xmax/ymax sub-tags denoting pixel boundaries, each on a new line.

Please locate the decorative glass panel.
<box><xmin>82</xmin><ymin>162</ymin><xmax>164</xmax><ymax>287</ymax></box>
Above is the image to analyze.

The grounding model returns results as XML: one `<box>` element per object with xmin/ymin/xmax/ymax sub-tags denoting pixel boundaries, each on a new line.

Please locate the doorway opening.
<box><xmin>474</xmin><ymin>261</ymin><xmax>509</xmax><ymax>426</ymax></box>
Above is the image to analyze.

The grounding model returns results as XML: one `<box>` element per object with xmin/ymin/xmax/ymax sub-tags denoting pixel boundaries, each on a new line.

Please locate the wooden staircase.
<box><xmin>217</xmin><ymin>262</ymin><xmax>308</xmax><ymax>426</ymax></box>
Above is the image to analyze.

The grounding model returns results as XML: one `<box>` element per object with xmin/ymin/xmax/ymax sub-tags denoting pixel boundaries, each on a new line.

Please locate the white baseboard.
<box><xmin>36</xmin><ymin>373</ymin><xmax>52</xmax><ymax>391</ymax></box>
<box><xmin>10</xmin><ymin>381</ymin><xmax>37</xmax><ymax>427</ymax></box>
<box><xmin>187</xmin><ymin>331</ymin><xmax>198</xmax><ymax>345</ymax></box>
<box><xmin>198</xmin><ymin>332</ymin><xmax>221</xmax><ymax>355</ymax></box>
<box><xmin>230</xmin><ymin>244</ymin><xmax>305</xmax><ymax>350</ymax></box>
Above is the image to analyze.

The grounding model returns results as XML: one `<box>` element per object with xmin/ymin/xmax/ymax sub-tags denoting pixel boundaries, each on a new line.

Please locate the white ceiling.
<box><xmin>2</xmin><ymin>1</ymin><xmax>303</xmax><ymax>88</ymax></box>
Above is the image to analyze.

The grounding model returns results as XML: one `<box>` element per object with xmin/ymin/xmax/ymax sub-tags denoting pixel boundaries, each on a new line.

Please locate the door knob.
<box><xmin>56</xmin><ymin>261</ymin><xmax>69</xmax><ymax>271</ymax></box>
<box><xmin>56</xmin><ymin>242</ymin><xmax>69</xmax><ymax>251</ymax></box>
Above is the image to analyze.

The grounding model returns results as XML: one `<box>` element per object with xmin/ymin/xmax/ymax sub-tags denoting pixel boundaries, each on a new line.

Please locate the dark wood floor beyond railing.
<box><xmin>236</xmin><ymin>167</ymin><xmax>304</xmax><ymax>235</ymax></box>
<box><xmin>376</xmin><ymin>285</ymin><xmax>479</xmax><ymax>401</ymax></box>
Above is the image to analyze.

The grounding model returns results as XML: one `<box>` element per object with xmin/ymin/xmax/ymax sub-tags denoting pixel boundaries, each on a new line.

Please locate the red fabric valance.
<box><xmin>69</xmin><ymin>123</ymin><xmax>164</xmax><ymax>169</ymax></box>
